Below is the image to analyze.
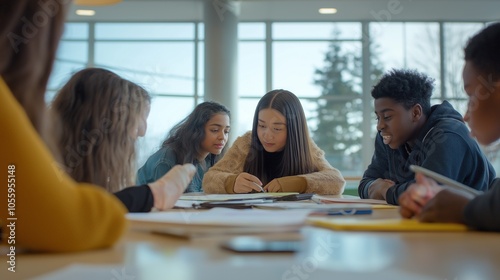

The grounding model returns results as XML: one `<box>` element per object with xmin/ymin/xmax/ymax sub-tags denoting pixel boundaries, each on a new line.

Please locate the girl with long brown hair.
<box><xmin>203</xmin><ymin>89</ymin><xmax>345</xmax><ymax>194</ymax></box>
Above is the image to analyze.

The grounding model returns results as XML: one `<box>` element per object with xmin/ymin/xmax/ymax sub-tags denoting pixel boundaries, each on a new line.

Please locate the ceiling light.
<box><xmin>319</xmin><ymin>8</ymin><xmax>338</xmax><ymax>14</ymax></box>
<box><xmin>75</xmin><ymin>9</ymin><xmax>96</xmax><ymax>16</ymax></box>
<box><xmin>74</xmin><ymin>0</ymin><xmax>122</xmax><ymax>6</ymax></box>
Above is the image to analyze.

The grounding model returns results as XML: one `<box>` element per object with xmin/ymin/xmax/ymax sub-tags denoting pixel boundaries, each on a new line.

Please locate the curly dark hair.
<box><xmin>371</xmin><ymin>69</ymin><xmax>434</xmax><ymax>116</ymax></box>
<box><xmin>162</xmin><ymin>101</ymin><xmax>230</xmax><ymax>166</ymax></box>
<box><xmin>464</xmin><ymin>22</ymin><xmax>500</xmax><ymax>81</ymax></box>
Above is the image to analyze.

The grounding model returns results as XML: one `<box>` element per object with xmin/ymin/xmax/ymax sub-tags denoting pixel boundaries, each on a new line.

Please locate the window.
<box><xmin>50</xmin><ymin>20</ymin><xmax>498</xmax><ymax>178</ymax></box>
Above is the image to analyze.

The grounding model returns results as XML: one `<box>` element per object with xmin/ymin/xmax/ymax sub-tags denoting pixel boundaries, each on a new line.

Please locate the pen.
<box><xmin>311</xmin><ymin>209</ymin><xmax>373</xmax><ymax>216</ymax></box>
<box><xmin>409</xmin><ymin>165</ymin><xmax>482</xmax><ymax>196</ymax></box>
<box><xmin>252</xmin><ymin>181</ymin><xmax>265</xmax><ymax>193</ymax></box>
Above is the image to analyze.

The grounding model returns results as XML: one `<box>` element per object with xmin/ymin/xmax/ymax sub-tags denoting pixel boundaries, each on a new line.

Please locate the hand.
<box><xmin>234</xmin><ymin>172</ymin><xmax>263</xmax><ymax>193</ymax></box>
<box><xmin>148</xmin><ymin>163</ymin><xmax>196</xmax><ymax>211</ymax></box>
<box><xmin>264</xmin><ymin>179</ymin><xmax>282</xmax><ymax>193</ymax></box>
<box><xmin>399</xmin><ymin>173</ymin><xmax>443</xmax><ymax>219</ymax></box>
<box><xmin>367</xmin><ymin>178</ymin><xmax>395</xmax><ymax>200</ymax></box>
<box><xmin>417</xmin><ymin>189</ymin><xmax>473</xmax><ymax>224</ymax></box>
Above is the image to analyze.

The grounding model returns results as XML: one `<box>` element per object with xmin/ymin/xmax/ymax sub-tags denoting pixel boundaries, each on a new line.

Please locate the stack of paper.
<box><xmin>127</xmin><ymin>208</ymin><xmax>312</xmax><ymax>238</ymax></box>
<box><xmin>178</xmin><ymin>192</ymin><xmax>299</xmax><ymax>201</ymax></box>
<box><xmin>312</xmin><ymin>194</ymin><xmax>389</xmax><ymax>205</ymax></box>
<box><xmin>174</xmin><ymin>193</ymin><xmax>302</xmax><ymax>209</ymax></box>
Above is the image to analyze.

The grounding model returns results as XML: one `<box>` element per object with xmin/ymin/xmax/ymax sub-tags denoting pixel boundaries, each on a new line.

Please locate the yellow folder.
<box><xmin>310</xmin><ymin>218</ymin><xmax>468</xmax><ymax>232</ymax></box>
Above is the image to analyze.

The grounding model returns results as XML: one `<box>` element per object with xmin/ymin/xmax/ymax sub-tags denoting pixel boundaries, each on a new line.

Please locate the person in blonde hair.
<box><xmin>51</xmin><ymin>67</ymin><xmax>197</xmax><ymax>212</ymax></box>
<box><xmin>0</xmin><ymin>1</ymin><xmax>194</xmax><ymax>252</ymax></box>
<box><xmin>52</xmin><ymin>67</ymin><xmax>151</xmax><ymax>193</ymax></box>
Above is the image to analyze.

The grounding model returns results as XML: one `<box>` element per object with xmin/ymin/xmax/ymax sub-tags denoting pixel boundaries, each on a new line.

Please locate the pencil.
<box><xmin>409</xmin><ymin>165</ymin><xmax>482</xmax><ymax>196</ymax></box>
<box><xmin>252</xmin><ymin>181</ymin><xmax>265</xmax><ymax>193</ymax></box>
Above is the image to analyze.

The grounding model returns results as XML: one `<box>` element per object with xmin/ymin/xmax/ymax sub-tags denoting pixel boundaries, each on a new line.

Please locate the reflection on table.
<box><xmin>1</xmin><ymin>208</ymin><xmax>499</xmax><ymax>280</ymax></box>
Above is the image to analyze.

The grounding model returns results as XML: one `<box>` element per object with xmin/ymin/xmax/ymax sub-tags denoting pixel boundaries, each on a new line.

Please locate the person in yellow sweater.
<box><xmin>203</xmin><ymin>89</ymin><xmax>345</xmax><ymax>194</ymax></box>
<box><xmin>0</xmin><ymin>1</ymin><xmax>194</xmax><ymax>252</ymax></box>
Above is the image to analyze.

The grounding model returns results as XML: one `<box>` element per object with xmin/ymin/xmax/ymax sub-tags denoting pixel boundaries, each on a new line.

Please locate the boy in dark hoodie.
<box><xmin>358</xmin><ymin>69</ymin><xmax>495</xmax><ymax>205</ymax></box>
<box><xmin>399</xmin><ymin>22</ymin><xmax>500</xmax><ymax>231</ymax></box>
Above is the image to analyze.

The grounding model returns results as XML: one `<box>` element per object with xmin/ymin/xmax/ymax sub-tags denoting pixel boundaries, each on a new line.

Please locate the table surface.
<box><xmin>2</xmin><ymin>206</ymin><xmax>500</xmax><ymax>280</ymax></box>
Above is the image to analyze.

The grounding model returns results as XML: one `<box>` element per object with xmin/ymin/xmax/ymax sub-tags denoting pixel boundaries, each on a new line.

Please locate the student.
<box><xmin>399</xmin><ymin>22</ymin><xmax>500</xmax><ymax>231</ymax></box>
<box><xmin>137</xmin><ymin>101</ymin><xmax>231</xmax><ymax>193</ymax></box>
<box><xmin>0</xmin><ymin>1</ymin><xmax>194</xmax><ymax>252</ymax></box>
<box><xmin>51</xmin><ymin>67</ymin><xmax>195</xmax><ymax>213</ymax></box>
<box><xmin>52</xmin><ymin>67</ymin><xmax>151</xmax><ymax>193</ymax></box>
<box><xmin>203</xmin><ymin>89</ymin><xmax>345</xmax><ymax>194</ymax></box>
<box><xmin>358</xmin><ymin>69</ymin><xmax>495</xmax><ymax>205</ymax></box>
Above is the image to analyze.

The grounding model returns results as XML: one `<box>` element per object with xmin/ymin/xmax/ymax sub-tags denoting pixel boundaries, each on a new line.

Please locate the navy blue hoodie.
<box><xmin>359</xmin><ymin>101</ymin><xmax>496</xmax><ymax>205</ymax></box>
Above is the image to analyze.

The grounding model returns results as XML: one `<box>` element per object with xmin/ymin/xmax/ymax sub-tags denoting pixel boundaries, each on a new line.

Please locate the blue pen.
<box><xmin>313</xmin><ymin>209</ymin><xmax>373</xmax><ymax>216</ymax></box>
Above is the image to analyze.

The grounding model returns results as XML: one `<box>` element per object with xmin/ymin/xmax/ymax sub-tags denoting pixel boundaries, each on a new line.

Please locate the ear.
<box><xmin>412</xmin><ymin>104</ymin><xmax>423</xmax><ymax>121</ymax></box>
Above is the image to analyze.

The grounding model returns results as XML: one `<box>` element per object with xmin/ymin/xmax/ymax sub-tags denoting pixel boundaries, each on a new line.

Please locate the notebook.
<box><xmin>312</xmin><ymin>194</ymin><xmax>390</xmax><ymax>205</ymax></box>
<box><xmin>309</xmin><ymin>218</ymin><xmax>468</xmax><ymax>232</ymax></box>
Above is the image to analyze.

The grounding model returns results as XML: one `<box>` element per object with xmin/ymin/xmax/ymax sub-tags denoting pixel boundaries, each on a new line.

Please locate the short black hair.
<box><xmin>464</xmin><ymin>22</ymin><xmax>500</xmax><ymax>81</ymax></box>
<box><xmin>371</xmin><ymin>69</ymin><xmax>434</xmax><ymax>116</ymax></box>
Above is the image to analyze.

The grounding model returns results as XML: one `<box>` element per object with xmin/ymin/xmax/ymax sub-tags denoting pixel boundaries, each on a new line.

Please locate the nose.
<box><xmin>217</xmin><ymin>130</ymin><xmax>225</xmax><ymax>140</ymax></box>
<box><xmin>376</xmin><ymin>119</ymin><xmax>385</xmax><ymax>132</ymax></box>
<box><xmin>262</xmin><ymin>128</ymin><xmax>273</xmax><ymax>141</ymax></box>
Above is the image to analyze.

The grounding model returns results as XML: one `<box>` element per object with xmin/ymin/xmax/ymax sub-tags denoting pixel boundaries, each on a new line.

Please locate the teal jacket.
<box><xmin>136</xmin><ymin>146</ymin><xmax>213</xmax><ymax>193</ymax></box>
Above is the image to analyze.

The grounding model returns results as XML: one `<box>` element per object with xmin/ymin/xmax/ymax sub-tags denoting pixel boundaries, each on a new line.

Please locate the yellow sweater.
<box><xmin>0</xmin><ymin>78</ymin><xmax>127</xmax><ymax>252</ymax></box>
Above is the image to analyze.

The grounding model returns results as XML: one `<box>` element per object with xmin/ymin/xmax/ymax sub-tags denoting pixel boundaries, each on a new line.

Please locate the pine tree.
<box><xmin>312</xmin><ymin>35</ymin><xmax>383</xmax><ymax>171</ymax></box>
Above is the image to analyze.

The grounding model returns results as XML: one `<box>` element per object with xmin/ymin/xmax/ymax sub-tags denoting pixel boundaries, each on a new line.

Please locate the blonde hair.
<box><xmin>52</xmin><ymin>68</ymin><xmax>151</xmax><ymax>192</ymax></box>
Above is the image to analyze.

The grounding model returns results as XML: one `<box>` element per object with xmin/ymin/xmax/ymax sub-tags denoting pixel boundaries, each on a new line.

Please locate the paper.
<box><xmin>410</xmin><ymin>165</ymin><xmax>482</xmax><ymax>196</ymax></box>
<box><xmin>254</xmin><ymin>201</ymin><xmax>378</xmax><ymax>210</ymax></box>
<box><xmin>179</xmin><ymin>192</ymin><xmax>299</xmax><ymax>201</ymax></box>
<box><xmin>309</xmin><ymin>218</ymin><xmax>468</xmax><ymax>232</ymax></box>
<box><xmin>174</xmin><ymin>200</ymin><xmax>200</xmax><ymax>208</ymax></box>
<box><xmin>127</xmin><ymin>208</ymin><xmax>312</xmax><ymax>227</ymax></box>
<box><xmin>312</xmin><ymin>194</ymin><xmax>389</xmax><ymax>205</ymax></box>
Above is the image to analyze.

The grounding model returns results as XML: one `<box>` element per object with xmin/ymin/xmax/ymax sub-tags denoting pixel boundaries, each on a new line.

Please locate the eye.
<box><xmin>211</xmin><ymin>129</ymin><xmax>219</xmax><ymax>133</ymax></box>
<box><xmin>383</xmin><ymin>116</ymin><xmax>392</xmax><ymax>121</ymax></box>
<box><xmin>224</xmin><ymin>130</ymin><xmax>230</xmax><ymax>134</ymax></box>
<box><xmin>273</xmin><ymin>127</ymin><xmax>283</xmax><ymax>131</ymax></box>
<box><xmin>258</xmin><ymin>124</ymin><xmax>265</xmax><ymax>128</ymax></box>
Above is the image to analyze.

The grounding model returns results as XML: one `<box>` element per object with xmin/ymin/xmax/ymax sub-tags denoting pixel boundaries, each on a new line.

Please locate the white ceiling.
<box><xmin>68</xmin><ymin>0</ymin><xmax>500</xmax><ymax>21</ymax></box>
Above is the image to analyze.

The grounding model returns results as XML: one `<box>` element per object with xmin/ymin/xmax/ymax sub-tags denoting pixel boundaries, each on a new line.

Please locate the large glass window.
<box><xmin>50</xmin><ymin>20</ymin><xmax>498</xmax><ymax>182</ymax></box>
<box><xmin>95</xmin><ymin>42</ymin><xmax>195</xmax><ymax>95</ymax></box>
<box><xmin>48</xmin><ymin>23</ymin><xmax>89</xmax><ymax>102</ymax></box>
<box><xmin>443</xmin><ymin>23</ymin><xmax>484</xmax><ymax>113</ymax></box>
<box><xmin>272</xmin><ymin>23</ymin><xmax>364</xmax><ymax>175</ymax></box>
<box><xmin>371</xmin><ymin>22</ymin><xmax>441</xmax><ymax>98</ymax></box>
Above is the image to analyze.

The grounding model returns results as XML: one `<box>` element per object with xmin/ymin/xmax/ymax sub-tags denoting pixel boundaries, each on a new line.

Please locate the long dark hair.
<box><xmin>162</xmin><ymin>101</ymin><xmax>230</xmax><ymax>165</ymax></box>
<box><xmin>243</xmin><ymin>89</ymin><xmax>317</xmax><ymax>185</ymax></box>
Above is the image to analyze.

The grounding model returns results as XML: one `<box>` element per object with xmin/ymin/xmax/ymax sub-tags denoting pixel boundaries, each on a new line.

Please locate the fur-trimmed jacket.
<box><xmin>203</xmin><ymin>131</ymin><xmax>345</xmax><ymax>194</ymax></box>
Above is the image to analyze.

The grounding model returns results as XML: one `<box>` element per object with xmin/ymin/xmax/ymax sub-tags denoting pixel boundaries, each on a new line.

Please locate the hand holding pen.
<box><xmin>234</xmin><ymin>172</ymin><xmax>265</xmax><ymax>193</ymax></box>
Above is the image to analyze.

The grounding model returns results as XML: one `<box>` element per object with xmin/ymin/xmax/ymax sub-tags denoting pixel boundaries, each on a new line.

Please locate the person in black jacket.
<box><xmin>399</xmin><ymin>22</ymin><xmax>500</xmax><ymax>231</ymax></box>
<box><xmin>358</xmin><ymin>69</ymin><xmax>495</xmax><ymax>205</ymax></box>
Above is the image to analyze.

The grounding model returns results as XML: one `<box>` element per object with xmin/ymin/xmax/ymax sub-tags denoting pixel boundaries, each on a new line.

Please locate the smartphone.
<box><xmin>220</xmin><ymin>236</ymin><xmax>301</xmax><ymax>253</ymax></box>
